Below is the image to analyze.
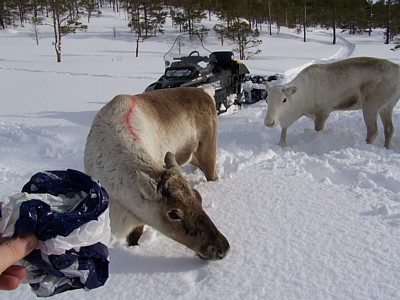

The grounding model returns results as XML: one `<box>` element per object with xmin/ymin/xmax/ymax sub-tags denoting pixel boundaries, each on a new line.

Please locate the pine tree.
<box><xmin>81</xmin><ymin>0</ymin><xmax>100</xmax><ymax>23</ymax></box>
<box><xmin>0</xmin><ymin>0</ymin><xmax>18</xmax><ymax>28</ymax></box>
<box><xmin>213</xmin><ymin>23</ymin><xmax>227</xmax><ymax>45</ymax></box>
<box><xmin>227</xmin><ymin>20</ymin><xmax>262</xmax><ymax>60</ymax></box>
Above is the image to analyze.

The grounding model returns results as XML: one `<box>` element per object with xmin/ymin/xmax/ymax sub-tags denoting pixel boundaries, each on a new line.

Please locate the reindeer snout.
<box><xmin>198</xmin><ymin>238</ymin><xmax>230</xmax><ymax>260</ymax></box>
<box><xmin>208</xmin><ymin>244</ymin><xmax>230</xmax><ymax>260</ymax></box>
<box><xmin>264</xmin><ymin>118</ymin><xmax>276</xmax><ymax>127</ymax></box>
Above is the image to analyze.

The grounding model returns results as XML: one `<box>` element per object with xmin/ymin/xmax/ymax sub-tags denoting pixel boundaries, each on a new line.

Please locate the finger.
<box><xmin>0</xmin><ymin>273</ymin><xmax>23</xmax><ymax>290</ymax></box>
<box><xmin>3</xmin><ymin>265</ymin><xmax>27</xmax><ymax>280</ymax></box>
<box><xmin>0</xmin><ymin>234</ymin><xmax>37</xmax><ymax>274</ymax></box>
<box><xmin>0</xmin><ymin>262</ymin><xmax>28</xmax><ymax>291</ymax></box>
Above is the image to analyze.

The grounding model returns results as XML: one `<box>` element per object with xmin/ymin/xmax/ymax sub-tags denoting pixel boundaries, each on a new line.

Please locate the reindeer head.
<box><xmin>136</xmin><ymin>152</ymin><xmax>230</xmax><ymax>260</ymax></box>
<box><xmin>264</xmin><ymin>85</ymin><xmax>297</xmax><ymax>128</ymax></box>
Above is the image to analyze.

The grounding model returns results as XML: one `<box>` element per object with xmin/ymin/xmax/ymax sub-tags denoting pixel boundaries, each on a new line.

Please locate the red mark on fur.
<box><xmin>125</xmin><ymin>95</ymin><xmax>142</xmax><ymax>142</ymax></box>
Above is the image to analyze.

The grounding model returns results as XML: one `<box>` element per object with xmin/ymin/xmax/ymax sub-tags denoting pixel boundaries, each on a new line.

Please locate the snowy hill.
<box><xmin>1</xmin><ymin>8</ymin><xmax>400</xmax><ymax>300</ymax></box>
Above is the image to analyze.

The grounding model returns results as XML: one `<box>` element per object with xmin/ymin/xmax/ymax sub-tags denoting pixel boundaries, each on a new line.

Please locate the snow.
<box><xmin>1</xmin><ymin>9</ymin><xmax>400</xmax><ymax>300</ymax></box>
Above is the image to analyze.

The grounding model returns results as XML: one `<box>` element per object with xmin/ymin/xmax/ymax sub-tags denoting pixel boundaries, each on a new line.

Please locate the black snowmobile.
<box><xmin>145</xmin><ymin>34</ymin><xmax>250</xmax><ymax>114</ymax></box>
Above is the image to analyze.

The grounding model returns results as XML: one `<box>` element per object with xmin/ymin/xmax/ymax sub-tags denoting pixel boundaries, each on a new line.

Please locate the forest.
<box><xmin>1</xmin><ymin>0</ymin><xmax>399</xmax><ymax>61</ymax></box>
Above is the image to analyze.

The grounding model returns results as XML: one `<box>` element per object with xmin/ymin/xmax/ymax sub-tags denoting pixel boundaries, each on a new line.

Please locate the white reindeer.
<box><xmin>84</xmin><ymin>86</ymin><xmax>229</xmax><ymax>260</ymax></box>
<box><xmin>264</xmin><ymin>57</ymin><xmax>400</xmax><ymax>148</ymax></box>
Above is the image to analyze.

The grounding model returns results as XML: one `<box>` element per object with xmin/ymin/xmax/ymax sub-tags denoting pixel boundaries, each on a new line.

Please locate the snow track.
<box><xmin>0</xmin><ymin>66</ymin><xmax>156</xmax><ymax>81</ymax></box>
<box><xmin>282</xmin><ymin>31</ymin><xmax>356</xmax><ymax>83</ymax></box>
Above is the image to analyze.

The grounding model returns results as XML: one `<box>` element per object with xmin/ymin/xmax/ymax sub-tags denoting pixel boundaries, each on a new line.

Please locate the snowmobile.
<box><xmin>145</xmin><ymin>34</ymin><xmax>251</xmax><ymax>114</ymax></box>
<box><xmin>242</xmin><ymin>73</ymin><xmax>285</xmax><ymax>103</ymax></box>
<box><xmin>242</xmin><ymin>74</ymin><xmax>269</xmax><ymax>104</ymax></box>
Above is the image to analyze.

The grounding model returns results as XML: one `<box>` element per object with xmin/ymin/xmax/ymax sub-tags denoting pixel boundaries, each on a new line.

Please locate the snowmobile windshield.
<box><xmin>163</xmin><ymin>34</ymin><xmax>212</xmax><ymax>70</ymax></box>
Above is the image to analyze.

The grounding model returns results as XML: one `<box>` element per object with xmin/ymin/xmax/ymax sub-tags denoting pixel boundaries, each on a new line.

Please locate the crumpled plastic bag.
<box><xmin>0</xmin><ymin>169</ymin><xmax>110</xmax><ymax>297</ymax></box>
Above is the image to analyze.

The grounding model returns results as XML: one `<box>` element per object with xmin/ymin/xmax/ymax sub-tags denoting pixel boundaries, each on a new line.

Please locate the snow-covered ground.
<box><xmin>1</xmin><ymin>8</ymin><xmax>400</xmax><ymax>300</ymax></box>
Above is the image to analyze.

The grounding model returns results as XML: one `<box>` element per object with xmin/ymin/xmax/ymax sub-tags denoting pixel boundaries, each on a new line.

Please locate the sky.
<box><xmin>0</xmin><ymin>7</ymin><xmax>400</xmax><ymax>300</ymax></box>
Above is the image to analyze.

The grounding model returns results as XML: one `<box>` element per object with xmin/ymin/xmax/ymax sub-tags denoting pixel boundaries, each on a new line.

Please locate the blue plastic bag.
<box><xmin>0</xmin><ymin>169</ymin><xmax>110</xmax><ymax>297</ymax></box>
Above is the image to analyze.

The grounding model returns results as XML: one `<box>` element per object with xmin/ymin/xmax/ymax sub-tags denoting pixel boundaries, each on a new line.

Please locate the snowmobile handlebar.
<box><xmin>173</xmin><ymin>54</ymin><xmax>210</xmax><ymax>65</ymax></box>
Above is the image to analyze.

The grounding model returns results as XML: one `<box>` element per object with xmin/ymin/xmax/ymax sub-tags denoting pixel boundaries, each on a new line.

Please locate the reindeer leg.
<box><xmin>192</xmin><ymin>148</ymin><xmax>218</xmax><ymax>181</ymax></box>
<box><xmin>363</xmin><ymin>107</ymin><xmax>379</xmax><ymax>145</ymax></box>
<box><xmin>278</xmin><ymin>128</ymin><xmax>287</xmax><ymax>147</ymax></box>
<box><xmin>127</xmin><ymin>226</ymin><xmax>144</xmax><ymax>246</ymax></box>
<box><xmin>314</xmin><ymin>111</ymin><xmax>329</xmax><ymax>131</ymax></box>
<box><xmin>379</xmin><ymin>106</ymin><xmax>394</xmax><ymax>149</ymax></box>
<box><xmin>110</xmin><ymin>199</ymin><xmax>145</xmax><ymax>246</ymax></box>
<box><xmin>191</xmin><ymin>136</ymin><xmax>218</xmax><ymax>181</ymax></box>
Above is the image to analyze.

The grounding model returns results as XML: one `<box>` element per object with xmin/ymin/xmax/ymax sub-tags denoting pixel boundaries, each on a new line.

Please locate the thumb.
<box><xmin>0</xmin><ymin>234</ymin><xmax>38</xmax><ymax>274</ymax></box>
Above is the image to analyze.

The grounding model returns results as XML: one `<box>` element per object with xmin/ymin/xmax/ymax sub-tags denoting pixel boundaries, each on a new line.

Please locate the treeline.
<box><xmin>2</xmin><ymin>1</ymin><xmax>398</xmax><ymax>36</ymax></box>
<box><xmin>1</xmin><ymin>1</ymin><xmax>399</xmax><ymax>61</ymax></box>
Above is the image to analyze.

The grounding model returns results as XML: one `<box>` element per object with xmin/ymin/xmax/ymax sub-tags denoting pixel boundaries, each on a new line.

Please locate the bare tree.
<box><xmin>332</xmin><ymin>0</ymin><xmax>337</xmax><ymax>44</ymax></box>
<box><xmin>267</xmin><ymin>0</ymin><xmax>272</xmax><ymax>35</ymax></box>
<box><xmin>46</xmin><ymin>1</ymin><xmax>87</xmax><ymax>62</ymax></box>
<box><xmin>31</xmin><ymin>4</ymin><xmax>43</xmax><ymax>45</ymax></box>
<box><xmin>385</xmin><ymin>0</ymin><xmax>391</xmax><ymax>44</ymax></box>
<box><xmin>303</xmin><ymin>0</ymin><xmax>307</xmax><ymax>42</ymax></box>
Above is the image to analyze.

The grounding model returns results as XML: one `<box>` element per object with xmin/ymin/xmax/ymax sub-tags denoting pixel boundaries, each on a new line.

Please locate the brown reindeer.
<box><xmin>84</xmin><ymin>86</ymin><xmax>229</xmax><ymax>260</ymax></box>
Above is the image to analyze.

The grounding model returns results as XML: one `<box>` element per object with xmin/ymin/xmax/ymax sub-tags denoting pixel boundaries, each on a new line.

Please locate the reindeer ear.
<box><xmin>164</xmin><ymin>152</ymin><xmax>182</xmax><ymax>175</ymax></box>
<box><xmin>283</xmin><ymin>86</ymin><xmax>297</xmax><ymax>97</ymax></box>
<box><xmin>136</xmin><ymin>171</ymin><xmax>161</xmax><ymax>201</ymax></box>
<box><xmin>164</xmin><ymin>152</ymin><xmax>178</xmax><ymax>168</ymax></box>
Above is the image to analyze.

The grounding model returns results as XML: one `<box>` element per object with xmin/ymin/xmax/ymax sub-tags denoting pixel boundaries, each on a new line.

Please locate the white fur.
<box><xmin>264</xmin><ymin>57</ymin><xmax>400</xmax><ymax>148</ymax></box>
<box><xmin>199</xmin><ymin>84</ymin><xmax>216</xmax><ymax>99</ymax></box>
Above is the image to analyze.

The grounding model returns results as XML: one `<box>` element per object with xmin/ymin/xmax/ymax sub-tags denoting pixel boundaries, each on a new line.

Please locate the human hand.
<box><xmin>0</xmin><ymin>234</ymin><xmax>38</xmax><ymax>290</ymax></box>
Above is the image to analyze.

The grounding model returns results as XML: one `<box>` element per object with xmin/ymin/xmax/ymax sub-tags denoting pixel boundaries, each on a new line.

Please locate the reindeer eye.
<box><xmin>283</xmin><ymin>98</ymin><xmax>287</xmax><ymax>103</ymax></box>
<box><xmin>167</xmin><ymin>209</ymin><xmax>183</xmax><ymax>221</ymax></box>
